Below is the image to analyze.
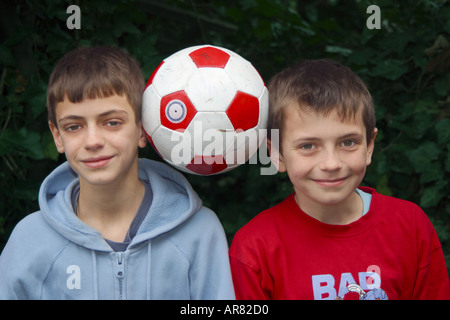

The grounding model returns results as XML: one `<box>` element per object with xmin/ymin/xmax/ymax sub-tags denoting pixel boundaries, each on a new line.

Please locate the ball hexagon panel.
<box><xmin>185</xmin><ymin>68</ymin><xmax>237</xmax><ymax>112</ymax></box>
<box><xmin>224</xmin><ymin>126</ymin><xmax>261</xmax><ymax>166</ymax></box>
<box><xmin>150</xmin><ymin>125</ymin><xmax>185</xmax><ymax>163</ymax></box>
<box><xmin>224</xmin><ymin>55</ymin><xmax>265</xmax><ymax>98</ymax></box>
<box><xmin>142</xmin><ymin>84</ymin><xmax>161</xmax><ymax>136</ymax></box>
<box><xmin>151</xmin><ymin>54</ymin><xmax>197</xmax><ymax>98</ymax></box>
<box><xmin>185</xmin><ymin>111</ymin><xmax>235</xmax><ymax>156</ymax></box>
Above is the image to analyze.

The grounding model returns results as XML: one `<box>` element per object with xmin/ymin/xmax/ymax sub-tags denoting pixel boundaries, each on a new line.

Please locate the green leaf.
<box><xmin>420</xmin><ymin>181</ymin><xmax>447</xmax><ymax>208</ymax></box>
<box><xmin>113</xmin><ymin>19</ymin><xmax>140</xmax><ymax>37</ymax></box>
<box><xmin>0</xmin><ymin>128</ymin><xmax>46</xmax><ymax>160</ymax></box>
<box><xmin>375</xmin><ymin>174</ymin><xmax>392</xmax><ymax>196</ymax></box>
<box><xmin>42</xmin><ymin>131</ymin><xmax>59</xmax><ymax>161</ymax></box>
<box><xmin>348</xmin><ymin>47</ymin><xmax>375</xmax><ymax>65</ymax></box>
<box><xmin>409</xmin><ymin>142</ymin><xmax>441</xmax><ymax>173</ymax></box>
<box><xmin>434</xmin><ymin>75</ymin><xmax>450</xmax><ymax>97</ymax></box>
<box><xmin>435</xmin><ymin>119</ymin><xmax>450</xmax><ymax>145</ymax></box>
<box><xmin>419</xmin><ymin>162</ymin><xmax>442</xmax><ymax>183</ymax></box>
<box><xmin>430</xmin><ymin>217</ymin><xmax>449</xmax><ymax>242</ymax></box>
<box><xmin>370</xmin><ymin>60</ymin><xmax>409</xmax><ymax>80</ymax></box>
<box><xmin>21</xmin><ymin>78</ymin><xmax>47</xmax><ymax>119</ymax></box>
<box><xmin>446</xmin><ymin>144</ymin><xmax>450</xmax><ymax>172</ymax></box>
<box><xmin>382</xmin><ymin>31</ymin><xmax>416</xmax><ymax>54</ymax></box>
<box><xmin>325</xmin><ymin>45</ymin><xmax>352</xmax><ymax>56</ymax></box>
<box><xmin>0</xmin><ymin>44</ymin><xmax>14</xmax><ymax>66</ymax></box>
<box><xmin>18</xmin><ymin>128</ymin><xmax>45</xmax><ymax>160</ymax></box>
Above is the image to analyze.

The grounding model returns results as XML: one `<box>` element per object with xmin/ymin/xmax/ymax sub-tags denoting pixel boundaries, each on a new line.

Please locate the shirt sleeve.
<box><xmin>229</xmin><ymin>225</ymin><xmax>275</xmax><ymax>300</ymax></box>
<box><xmin>411</xmin><ymin>206</ymin><xmax>450</xmax><ymax>300</ymax></box>
<box><xmin>0</xmin><ymin>216</ymin><xmax>43</xmax><ymax>299</ymax></box>
<box><xmin>229</xmin><ymin>254</ymin><xmax>271</xmax><ymax>300</ymax></box>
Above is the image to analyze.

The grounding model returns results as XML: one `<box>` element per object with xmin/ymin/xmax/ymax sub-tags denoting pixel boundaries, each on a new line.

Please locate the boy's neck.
<box><xmin>294</xmin><ymin>191</ymin><xmax>363</xmax><ymax>225</ymax></box>
<box><xmin>77</xmin><ymin>172</ymin><xmax>145</xmax><ymax>242</ymax></box>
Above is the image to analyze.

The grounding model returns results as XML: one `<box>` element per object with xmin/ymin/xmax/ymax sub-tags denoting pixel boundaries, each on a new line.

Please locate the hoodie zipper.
<box><xmin>115</xmin><ymin>252</ymin><xmax>125</xmax><ymax>300</ymax></box>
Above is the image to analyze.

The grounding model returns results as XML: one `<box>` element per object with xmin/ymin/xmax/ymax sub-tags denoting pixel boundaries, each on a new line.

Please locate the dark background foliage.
<box><xmin>1</xmin><ymin>0</ymin><xmax>449</xmax><ymax>276</ymax></box>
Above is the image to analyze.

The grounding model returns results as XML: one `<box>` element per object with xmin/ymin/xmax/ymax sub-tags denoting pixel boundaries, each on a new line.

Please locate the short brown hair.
<box><xmin>47</xmin><ymin>46</ymin><xmax>144</xmax><ymax>125</ymax></box>
<box><xmin>268</xmin><ymin>59</ymin><xmax>375</xmax><ymax>151</ymax></box>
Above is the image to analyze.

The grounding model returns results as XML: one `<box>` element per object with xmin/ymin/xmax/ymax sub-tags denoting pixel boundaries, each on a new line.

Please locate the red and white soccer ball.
<box><xmin>142</xmin><ymin>45</ymin><xmax>268</xmax><ymax>175</ymax></box>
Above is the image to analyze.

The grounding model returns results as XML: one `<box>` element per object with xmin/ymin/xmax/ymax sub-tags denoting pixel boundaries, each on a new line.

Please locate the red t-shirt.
<box><xmin>229</xmin><ymin>187</ymin><xmax>450</xmax><ymax>300</ymax></box>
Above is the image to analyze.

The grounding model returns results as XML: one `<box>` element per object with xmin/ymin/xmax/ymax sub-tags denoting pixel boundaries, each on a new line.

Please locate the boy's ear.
<box><xmin>138</xmin><ymin>121</ymin><xmax>147</xmax><ymax>149</ymax></box>
<box><xmin>49</xmin><ymin>121</ymin><xmax>65</xmax><ymax>153</ymax></box>
<box><xmin>267</xmin><ymin>139</ymin><xmax>286</xmax><ymax>172</ymax></box>
<box><xmin>366</xmin><ymin>127</ymin><xmax>378</xmax><ymax>166</ymax></box>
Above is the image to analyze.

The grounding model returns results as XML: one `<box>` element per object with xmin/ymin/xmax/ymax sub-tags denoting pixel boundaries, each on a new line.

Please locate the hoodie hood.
<box><xmin>39</xmin><ymin>158</ymin><xmax>202</xmax><ymax>252</ymax></box>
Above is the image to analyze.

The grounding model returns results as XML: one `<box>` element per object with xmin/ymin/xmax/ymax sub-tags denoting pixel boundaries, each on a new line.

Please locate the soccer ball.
<box><xmin>142</xmin><ymin>45</ymin><xmax>268</xmax><ymax>175</ymax></box>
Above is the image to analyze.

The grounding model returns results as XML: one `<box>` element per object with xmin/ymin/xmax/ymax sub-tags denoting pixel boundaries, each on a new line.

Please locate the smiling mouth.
<box><xmin>312</xmin><ymin>177</ymin><xmax>348</xmax><ymax>187</ymax></box>
<box><xmin>81</xmin><ymin>156</ymin><xmax>114</xmax><ymax>168</ymax></box>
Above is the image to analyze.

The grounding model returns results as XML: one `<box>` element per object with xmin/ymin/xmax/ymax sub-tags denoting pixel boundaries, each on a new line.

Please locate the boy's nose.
<box><xmin>319</xmin><ymin>149</ymin><xmax>342</xmax><ymax>171</ymax></box>
<box><xmin>84</xmin><ymin>126</ymin><xmax>105</xmax><ymax>150</ymax></box>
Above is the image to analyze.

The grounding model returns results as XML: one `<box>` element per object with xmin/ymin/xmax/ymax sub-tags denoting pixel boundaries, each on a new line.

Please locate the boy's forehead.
<box><xmin>282</xmin><ymin>103</ymin><xmax>367</xmax><ymax>139</ymax></box>
<box><xmin>286</xmin><ymin>102</ymin><xmax>365</xmax><ymax>126</ymax></box>
<box><xmin>55</xmin><ymin>94</ymin><xmax>134</xmax><ymax>119</ymax></box>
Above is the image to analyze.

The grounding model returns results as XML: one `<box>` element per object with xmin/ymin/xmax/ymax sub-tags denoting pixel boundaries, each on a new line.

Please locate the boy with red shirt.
<box><xmin>229</xmin><ymin>59</ymin><xmax>450</xmax><ymax>300</ymax></box>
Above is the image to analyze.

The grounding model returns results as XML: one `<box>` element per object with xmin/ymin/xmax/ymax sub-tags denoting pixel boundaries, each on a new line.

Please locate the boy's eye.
<box><xmin>106</xmin><ymin>121</ymin><xmax>122</xmax><ymax>127</ymax></box>
<box><xmin>65</xmin><ymin>125</ymin><xmax>81</xmax><ymax>132</ymax></box>
<box><xmin>300</xmin><ymin>143</ymin><xmax>315</xmax><ymax>150</ymax></box>
<box><xmin>342</xmin><ymin>140</ymin><xmax>356</xmax><ymax>147</ymax></box>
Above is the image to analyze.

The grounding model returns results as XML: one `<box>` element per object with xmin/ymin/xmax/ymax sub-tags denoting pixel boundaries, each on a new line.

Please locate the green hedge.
<box><xmin>1</xmin><ymin>0</ymin><xmax>448</xmax><ymax>275</ymax></box>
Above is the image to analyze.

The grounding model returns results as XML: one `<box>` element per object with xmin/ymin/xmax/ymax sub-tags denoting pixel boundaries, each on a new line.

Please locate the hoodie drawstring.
<box><xmin>147</xmin><ymin>241</ymin><xmax>152</xmax><ymax>299</ymax></box>
<box><xmin>91</xmin><ymin>251</ymin><xmax>99</xmax><ymax>299</ymax></box>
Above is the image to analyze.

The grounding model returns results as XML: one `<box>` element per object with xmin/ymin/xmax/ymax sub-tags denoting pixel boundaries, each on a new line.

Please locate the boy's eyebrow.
<box><xmin>293</xmin><ymin>132</ymin><xmax>363</xmax><ymax>142</ymax></box>
<box><xmin>97</xmin><ymin>109</ymin><xmax>129</xmax><ymax>118</ymax></box>
<box><xmin>338</xmin><ymin>132</ymin><xmax>364</xmax><ymax>140</ymax></box>
<box><xmin>293</xmin><ymin>136</ymin><xmax>321</xmax><ymax>142</ymax></box>
<box><xmin>58</xmin><ymin>109</ymin><xmax>129</xmax><ymax>124</ymax></box>
<box><xmin>58</xmin><ymin>115</ymin><xmax>83</xmax><ymax>125</ymax></box>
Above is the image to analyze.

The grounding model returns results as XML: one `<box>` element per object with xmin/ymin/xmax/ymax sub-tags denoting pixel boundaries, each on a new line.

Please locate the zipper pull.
<box><xmin>115</xmin><ymin>252</ymin><xmax>125</xmax><ymax>299</ymax></box>
<box><xmin>116</xmin><ymin>252</ymin><xmax>123</xmax><ymax>266</ymax></box>
<box><xmin>116</xmin><ymin>252</ymin><xmax>124</xmax><ymax>277</ymax></box>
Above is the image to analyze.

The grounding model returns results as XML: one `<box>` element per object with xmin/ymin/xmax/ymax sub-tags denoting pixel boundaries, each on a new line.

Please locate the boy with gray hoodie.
<box><xmin>0</xmin><ymin>46</ymin><xmax>235</xmax><ymax>300</ymax></box>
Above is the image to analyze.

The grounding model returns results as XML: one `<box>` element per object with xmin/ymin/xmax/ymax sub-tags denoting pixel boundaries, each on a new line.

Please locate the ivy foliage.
<box><xmin>0</xmin><ymin>0</ymin><xmax>449</xmax><ymax>273</ymax></box>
